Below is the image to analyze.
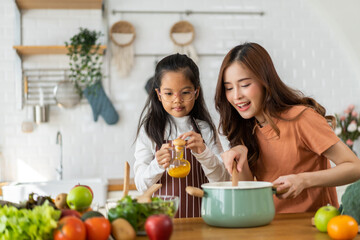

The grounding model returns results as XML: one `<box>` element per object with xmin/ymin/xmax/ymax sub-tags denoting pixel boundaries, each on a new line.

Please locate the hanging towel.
<box><xmin>83</xmin><ymin>81</ymin><xmax>119</xmax><ymax>125</ymax></box>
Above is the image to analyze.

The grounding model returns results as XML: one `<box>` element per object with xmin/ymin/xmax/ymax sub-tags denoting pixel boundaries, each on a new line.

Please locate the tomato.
<box><xmin>54</xmin><ymin>216</ymin><xmax>86</xmax><ymax>240</ymax></box>
<box><xmin>327</xmin><ymin>215</ymin><xmax>358</xmax><ymax>240</ymax></box>
<box><xmin>84</xmin><ymin>217</ymin><xmax>111</xmax><ymax>240</ymax></box>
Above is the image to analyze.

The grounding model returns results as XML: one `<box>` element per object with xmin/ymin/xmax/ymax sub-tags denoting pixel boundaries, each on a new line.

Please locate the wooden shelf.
<box><xmin>16</xmin><ymin>0</ymin><xmax>103</xmax><ymax>9</ymax></box>
<box><xmin>13</xmin><ymin>45</ymin><xmax>107</xmax><ymax>56</ymax></box>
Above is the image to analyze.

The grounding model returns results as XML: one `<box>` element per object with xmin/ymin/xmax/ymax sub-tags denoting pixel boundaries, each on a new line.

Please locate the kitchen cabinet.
<box><xmin>14</xmin><ymin>0</ymin><xmax>106</xmax><ymax>55</ymax></box>
<box><xmin>137</xmin><ymin>212</ymin><xmax>360</xmax><ymax>240</ymax></box>
<box><xmin>14</xmin><ymin>0</ymin><xmax>107</xmax><ymax>109</ymax></box>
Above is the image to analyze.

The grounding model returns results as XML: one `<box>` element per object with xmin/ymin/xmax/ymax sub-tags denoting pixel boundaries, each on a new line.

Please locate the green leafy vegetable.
<box><xmin>0</xmin><ymin>193</ymin><xmax>56</xmax><ymax>210</ymax></box>
<box><xmin>107</xmin><ymin>196</ymin><xmax>177</xmax><ymax>232</ymax></box>
<box><xmin>0</xmin><ymin>201</ymin><xmax>61</xmax><ymax>240</ymax></box>
<box><xmin>339</xmin><ymin>179</ymin><xmax>360</xmax><ymax>224</ymax></box>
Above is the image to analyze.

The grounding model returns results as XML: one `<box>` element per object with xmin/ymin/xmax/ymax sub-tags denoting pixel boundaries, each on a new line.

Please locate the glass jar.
<box><xmin>167</xmin><ymin>139</ymin><xmax>191</xmax><ymax>178</ymax></box>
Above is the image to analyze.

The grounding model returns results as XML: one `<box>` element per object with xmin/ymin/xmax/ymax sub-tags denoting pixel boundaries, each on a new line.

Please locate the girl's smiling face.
<box><xmin>157</xmin><ymin>71</ymin><xmax>198</xmax><ymax>118</ymax></box>
<box><xmin>224</xmin><ymin>62</ymin><xmax>266</xmax><ymax>123</ymax></box>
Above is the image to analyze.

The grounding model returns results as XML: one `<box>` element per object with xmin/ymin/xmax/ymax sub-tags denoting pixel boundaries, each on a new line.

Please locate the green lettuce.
<box><xmin>0</xmin><ymin>201</ymin><xmax>61</xmax><ymax>240</ymax></box>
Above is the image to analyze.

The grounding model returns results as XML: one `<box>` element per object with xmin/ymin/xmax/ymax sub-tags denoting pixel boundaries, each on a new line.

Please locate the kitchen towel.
<box><xmin>83</xmin><ymin>81</ymin><xmax>119</xmax><ymax>125</ymax></box>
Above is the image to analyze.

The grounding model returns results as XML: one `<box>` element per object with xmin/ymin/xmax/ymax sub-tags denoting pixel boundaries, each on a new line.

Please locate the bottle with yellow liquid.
<box><xmin>167</xmin><ymin>138</ymin><xmax>191</xmax><ymax>178</ymax></box>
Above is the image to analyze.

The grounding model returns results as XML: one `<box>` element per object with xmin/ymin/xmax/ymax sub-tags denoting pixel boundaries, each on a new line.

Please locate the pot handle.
<box><xmin>272</xmin><ymin>184</ymin><xmax>289</xmax><ymax>196</ymax></box>
<box><xmin>186</xmin><ymin>186</ymin><xmax>204</xmax><ymax>198</ymax></box>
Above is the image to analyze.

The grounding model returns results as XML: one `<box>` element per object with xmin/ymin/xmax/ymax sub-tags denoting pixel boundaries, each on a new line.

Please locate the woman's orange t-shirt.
<box><xmin>254</xmin><ymin>105</ymin><xmax>339</xmax><ymax>213</ymax></box>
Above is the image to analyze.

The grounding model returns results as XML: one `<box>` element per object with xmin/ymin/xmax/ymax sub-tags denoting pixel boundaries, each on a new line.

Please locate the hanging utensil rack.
<box><xmin>112</xmin><ymin>9</ymin><xmax>265</xmax><ymax>16</ymax></box>
<box><xmin>23</xmin><ymin>68</ymin><xmax>84</xmax><ymax>106</ymax></box>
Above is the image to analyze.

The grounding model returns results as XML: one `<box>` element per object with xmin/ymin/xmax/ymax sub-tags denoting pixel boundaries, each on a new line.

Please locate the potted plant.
<box><xmin>65</xmin><ymin>27</ymin><xmax>103</xmax><ymax>96</ymax></box>
<box><xmin>65</xmin><ymin>28</ymin><xmax>119</xmax><ymax>125</ymax></box>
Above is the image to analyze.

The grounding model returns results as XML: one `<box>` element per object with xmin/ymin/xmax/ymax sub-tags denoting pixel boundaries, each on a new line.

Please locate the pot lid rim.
<box><xmin>201</xmin><ymin>181</ymin><xmax>273</xmax><ymax>189</ymax></box>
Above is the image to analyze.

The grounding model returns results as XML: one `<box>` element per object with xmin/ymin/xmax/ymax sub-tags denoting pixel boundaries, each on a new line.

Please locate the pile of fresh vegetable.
<box><xmin>0</xmin><ymin>194</ymin><xmax>61</xmax><ymax>240</ymax></box>
<box><xmin>339</xmin><ymin>179</ymin><xmax>360</xmax><ymax>223</ymax></box>
<box><xmin>107</xmin><ymin>195</ymin><xmax>177</xmax><ymax>232</ymax></box>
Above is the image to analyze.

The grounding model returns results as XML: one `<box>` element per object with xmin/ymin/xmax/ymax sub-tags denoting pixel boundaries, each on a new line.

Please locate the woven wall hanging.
<box><xmin>110</xmin><ymin>20</ymin><xmax>136</xmax><ymax>77</ymax></box>
<box><xmin>170</xmin><ymin>20</ymin><xmax>199</xmax><ymax>63</ymax></box>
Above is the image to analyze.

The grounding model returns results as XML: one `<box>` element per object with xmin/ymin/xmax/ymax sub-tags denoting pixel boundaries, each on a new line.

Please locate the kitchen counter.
<box><xmin>0</xmin><ymin>178</ymin><xmax>137</xmax><ymax>196</ymax></box>
<box><xmin>137</xmin><ymin>212</ymin><xmax>360</xmax><ymax>240</ymax></box>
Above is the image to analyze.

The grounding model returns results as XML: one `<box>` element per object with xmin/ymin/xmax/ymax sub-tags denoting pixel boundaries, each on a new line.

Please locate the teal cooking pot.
<box><xmin>186</xmin><ymin>181</ymin><xmax>276</xmax><ymax>228</ymax></box>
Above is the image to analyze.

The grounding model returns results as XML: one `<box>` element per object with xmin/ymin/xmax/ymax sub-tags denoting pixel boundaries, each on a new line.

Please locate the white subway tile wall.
<box><xmin>0</xmin><ymin>0</ymin><xmax>359</xmax><ymax>187</ymax></box>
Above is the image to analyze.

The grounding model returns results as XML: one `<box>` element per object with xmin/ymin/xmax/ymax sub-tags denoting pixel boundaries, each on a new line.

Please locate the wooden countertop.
<box><xmin>137</xmin><ymin>212</ymin><xmax>360</xmax><ymax>240</ymax></box>
<box><xmin>0</xmin><ymin>178</ymin><xmax>137</xmax><ymax>196</ymax></box>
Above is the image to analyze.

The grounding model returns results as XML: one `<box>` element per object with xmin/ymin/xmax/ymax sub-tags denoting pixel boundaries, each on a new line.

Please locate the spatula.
<box><xmin>122</xmin><ymin>161</ymin><xmax>130</xmax><ymax>198</ymax></box>
<box><xmin>21</xmin><ymin>76</ymin><xmax>34</xmax><ymax>133</ymax></box>
<box><xmin>232</xmin><ymin>161</ymin><xmax>240</xmax><ymax>187</ymax></box>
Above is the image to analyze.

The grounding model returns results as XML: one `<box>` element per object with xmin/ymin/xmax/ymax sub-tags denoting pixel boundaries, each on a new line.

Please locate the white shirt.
<box><xmin>134</xmin><ymin>115</ymin><xmax>230</xmax><ymax>192</ymax></box>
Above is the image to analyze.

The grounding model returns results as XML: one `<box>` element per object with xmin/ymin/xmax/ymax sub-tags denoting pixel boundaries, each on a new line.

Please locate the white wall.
<box><xmin>0</xmin><ymin>0</ymin><xmax>359</xmax><ymax>182</ymax></box>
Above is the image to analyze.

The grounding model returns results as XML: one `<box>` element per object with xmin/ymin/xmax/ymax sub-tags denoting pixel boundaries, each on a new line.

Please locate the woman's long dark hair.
<box><xmin>136</xmin><ymin>53</ymin><xmax>217</xmax><ymax>148</ymax></box>
<box><xmin>214</xmin><ymin>42</ymin><xmax>335</xmax><ymax>171</ymax></box>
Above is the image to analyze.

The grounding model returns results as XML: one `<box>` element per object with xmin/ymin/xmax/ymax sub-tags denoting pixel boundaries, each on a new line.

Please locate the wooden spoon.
<box><xmin>232</xmin><ymin>161</ymin><xmax>239</xmax><ymax>187</ymax></box>
<box><xmin>136</xmin><ymin>184</ymin><xmax>162</xmax><ymax>203</ymax></box>
<box><xmin>122</xmin><ymin>161</ymin><xmax>130</xmax><ymax>198</ymax></box>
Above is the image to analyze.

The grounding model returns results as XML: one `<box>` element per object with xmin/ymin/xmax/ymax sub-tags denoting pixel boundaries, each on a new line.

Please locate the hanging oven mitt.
<box><xmin>83</xmin><ymin>81</ymin><xmax>119</xmax><ymax>125</ymax></box>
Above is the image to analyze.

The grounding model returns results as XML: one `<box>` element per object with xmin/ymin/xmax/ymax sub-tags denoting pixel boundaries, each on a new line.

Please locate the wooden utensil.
<box><xmin>232</xmin><ymin>161</ymin><xmax>239</xmax><ymax>187</ymax></box>
<box><xmin>21</xmin><ymin>76</ymin><xmax>34</xmax><ymax>133</ymax></box>
<box><xmin>186</xmin><ymin>186</ymin><xmax>204</xmax><ymax>198</ymax></box>
<box><xmin>122</xmin><ymin>161</ymin><xmax>130</xmax><ymax>198</ymax></box>
<box><xmin>136</xmin><ymin>184</ymin><xmax>162</xmax><ymax>203</ymax></box>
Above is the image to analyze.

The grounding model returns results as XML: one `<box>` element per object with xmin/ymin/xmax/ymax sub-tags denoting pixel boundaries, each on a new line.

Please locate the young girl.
<box><xmin>134</xmin><ymin>53</ymin><xmax>229</xmax><ymax>218</ymax></box>
<box><xmin>215</xmin><ymin>42</ymin><xmax>360</xmax><ymax>213</ymax></box>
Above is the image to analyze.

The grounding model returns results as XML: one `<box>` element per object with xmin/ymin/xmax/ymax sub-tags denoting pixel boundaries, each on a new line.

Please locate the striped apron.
<box><xmin>154</xmin><ymin>140</ymin><xmax>209</xmax><ymax>218</ymax></box>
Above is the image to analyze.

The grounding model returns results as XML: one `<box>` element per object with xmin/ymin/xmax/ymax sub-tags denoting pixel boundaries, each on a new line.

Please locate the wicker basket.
<box><xmin>110</xmin><ymin>20</ymin><xmax>136</xmax><ymax>47</ymax></box>
<box><xmin>170</xmin><ymin>20</ymin><xmax>195</xmax><ymax>46</ymax></box>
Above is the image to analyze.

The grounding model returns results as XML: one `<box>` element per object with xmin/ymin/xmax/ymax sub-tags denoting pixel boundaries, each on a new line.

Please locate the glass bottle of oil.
<box><xmin>167</xmin><ymin>139</ymin><xmax>191</xmax><ymax>178</ymax></box>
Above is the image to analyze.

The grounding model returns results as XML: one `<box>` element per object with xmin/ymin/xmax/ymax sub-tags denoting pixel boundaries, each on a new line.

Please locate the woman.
<box><xmin>215</xmin><ymin>42</ymin><xmax>360</xmax><ymax>213</ymax></box>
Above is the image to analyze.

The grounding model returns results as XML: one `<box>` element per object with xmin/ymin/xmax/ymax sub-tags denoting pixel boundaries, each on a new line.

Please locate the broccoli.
<box><xmin>339</xmin><ymin>179</ymin><xmax>360</xmax><ymax>224</ymax></box>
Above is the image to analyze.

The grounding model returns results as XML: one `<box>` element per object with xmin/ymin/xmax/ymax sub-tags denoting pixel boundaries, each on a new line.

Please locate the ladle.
<box><xmin>136</xmin><ymin>184</ymin><xmax>162</xmax><ymax>203</ymax></box>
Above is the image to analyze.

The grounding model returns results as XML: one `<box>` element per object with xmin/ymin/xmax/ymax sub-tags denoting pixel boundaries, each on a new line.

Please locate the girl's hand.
<box><xmin>272</xmin><ymin>174</ymin><xmax>306</xmax><ymax>199</ymax></box>
<box><xmin>221</xmin><ymin>145</ymin><xmax>248</xmax><ymax>175</ymax></box>
<box><xmin>178</xmin><ymin>131</ymin><xmax>206</xmax><ymax>154</ymax></box>
<box><xmin>155</xmin><ymin>143</ymin><xmax>172</xmax><ymax>169</ymax></box>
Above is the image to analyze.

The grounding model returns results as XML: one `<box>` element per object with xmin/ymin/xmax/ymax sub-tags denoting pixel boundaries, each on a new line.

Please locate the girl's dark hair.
<box><xmin>214</xmin><ymin>42</ymin><xmax>335</xmax><ymax>171</ymax></box>
<box><xmin>136</xmin><ymin>53</ymin><xmax>217</xmax><ymax>147</ymax></box>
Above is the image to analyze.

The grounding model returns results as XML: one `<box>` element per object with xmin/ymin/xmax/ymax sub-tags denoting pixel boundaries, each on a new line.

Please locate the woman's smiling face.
<box><xmin>157</xmin><ymin>71</ymin><xmax>197</xmax><ymax>118</ymax></box>
<box><xmin>223</xmin><ymin>62</ymin><xmax>265</xmax><ymax>123</ymax></box>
